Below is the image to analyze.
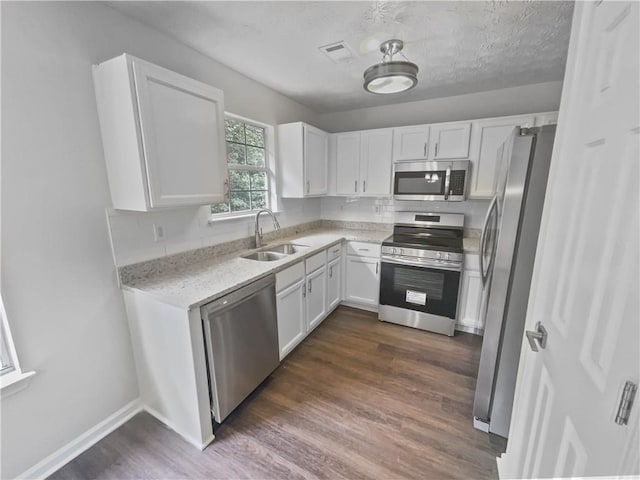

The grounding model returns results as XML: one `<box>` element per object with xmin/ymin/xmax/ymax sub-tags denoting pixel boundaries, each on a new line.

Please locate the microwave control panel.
<box><xmin>449</xmin><ymin>170</ymin><xmax>466</xmax><ymax>195</ymax></box>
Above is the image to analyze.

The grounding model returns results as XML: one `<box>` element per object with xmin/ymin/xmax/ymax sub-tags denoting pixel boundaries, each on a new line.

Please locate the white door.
<box><xmin>335</xmin><ymin>132</ymin><xmax>361</xmax><ymax>195</ymax></box>
<box><xmin>360</xmin><ymin>129</ymin><xmax>393</xmax><ymax>196</ymax></box>
<box><xmin>499</xmin><ymin>2</ymin><xmax>639</xmax><ymax>478</ymax></box>
<box><xmin>392</xmin><ymin>125</ymin><xmax>430</xmax><ymax>161</ymax></box>
<box><xmin>429</xmin><ymin>122</ymin><xmax>471</xmax><ymax>160</ymax></box>
<box><xmin>132</xmin><ymin>59</ymin><xmax>227</xmax><ymax>208</ymax></box>
<box><xmin>345</xmin><ymin>256</ymin><xmax>380</xmax><ymax>307</ymax></box>
<box><xmin>469</xmin><ymin>115</ymin><xmax>535</xmax><ymax>198</ymax></box>
<box><xmin>275</xmin><ymin>279</ymin><xmax>306</xmax><ymax>360</ymax></box>
<box><xmin>326</xmin><ymin>257</ymin><xmax>341</xmax><ymax>312</ymax></box>
<box><xmin>306</xmin><ymin>267</ymin><xmax>327</xmax><ymax>331</ymax></box>
<box><xmin>303</xmin><ymin>125</ymin><xmax>328</xmax><ymax>196</ymax></box>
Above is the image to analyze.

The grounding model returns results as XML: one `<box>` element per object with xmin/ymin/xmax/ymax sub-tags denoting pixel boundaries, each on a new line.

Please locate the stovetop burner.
<box><xmin>383</xmin><ymin>212</ymin><xmax>464</xmax><ymax>254</ymax></box>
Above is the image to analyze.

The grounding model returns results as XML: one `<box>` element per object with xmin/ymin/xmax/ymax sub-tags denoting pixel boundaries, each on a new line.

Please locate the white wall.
<box><xmin>0</xmin><ymin>2</ymin><xmax>320</xmax><ymax>477</ymax></box>
<box><xmin>321</xmin><ymin>197</ymin><xmax>491</xmax><ymax>229</ymax></box>
<box><xmin>315</xmin><ymin>81</ymin><xmax>563</xmax><ymax>132</ymax></box>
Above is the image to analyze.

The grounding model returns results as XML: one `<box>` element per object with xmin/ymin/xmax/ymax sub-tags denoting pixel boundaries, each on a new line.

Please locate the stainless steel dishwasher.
<box><xmin>201</xmin><ymin>274</ymin><xmax>279</xmax><ymax>423</ymax></box>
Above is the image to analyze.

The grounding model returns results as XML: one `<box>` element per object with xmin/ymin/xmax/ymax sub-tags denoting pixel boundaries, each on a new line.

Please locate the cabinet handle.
<box><xmin>302</xmin><ymin>283</ymin><xmax>306</xmax><ymax>298</ymax></box>
<box><xmin>363</xmin><ymin>180</ymin><xmax>366</xmax><ymax>192</ymax></box>
<box><xmin>306</xmin><ymin>180</ymin><xmax>310</xmax><ymax>194</ymax></box>
<box><xmin>376</xmin><ymin>262</ymin><xmax>379</xmax><ymax>274</ymax></box>
<box><xmin>358</xmin><ymin>248</ymin><xmax>370</xmax><ymax>252</ymax></box>
<box><xmin>330</xmin><ymin>265</ymin><xmax>333</xmax><ymax>278</ymax></box>
<box><xmin>308</xmin><ymin>279</ymin><xmax>312</xmax><ymax>293</ymax></box>
<box><xmin>435</xmin><ymin>142</ymin><xmax>439</xmax><ymax>157</ymax></box>
<box><xmin>354</xmin><ymin>180</ymin><xmax>358</xmax><ymax>192</ymax></box>
<box><xmin>423</xmin><ymin>142</ymin><xmax>427</xmax><ymax>157</ymax></box>
<box><xmin>332</xmin><ymin>248</ymin><xmax>340</xmax><ymax>254</ymax></box>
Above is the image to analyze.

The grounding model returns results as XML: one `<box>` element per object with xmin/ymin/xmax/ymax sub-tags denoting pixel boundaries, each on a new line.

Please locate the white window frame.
<box><xmin>0</xmin><ymin>294</ymin><xmax>35</xmax><ymax>397</ymax></box>
<box><xmin>210</xmin><ymin>113</ymin><xmax>278</xmax><ymax>220</ymax></box>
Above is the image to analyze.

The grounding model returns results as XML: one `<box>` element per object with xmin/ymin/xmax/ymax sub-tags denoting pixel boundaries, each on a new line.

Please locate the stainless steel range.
<box><xmin>378</xmin><ymin>212</ymin><xmax>464</xmax><ymax>336</ymax></box>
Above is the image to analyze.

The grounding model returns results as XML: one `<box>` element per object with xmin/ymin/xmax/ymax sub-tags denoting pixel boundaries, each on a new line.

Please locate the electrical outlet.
<box><xmin>152</xmin><ymin>223</ymin><xmax>165</xmax><ymax>242</ymax></box>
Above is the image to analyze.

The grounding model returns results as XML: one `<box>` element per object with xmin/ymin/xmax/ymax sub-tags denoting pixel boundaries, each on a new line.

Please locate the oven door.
<box><xmin>379</xmin><ymin>259</ymin><xmax>461</xmax><ymax>319</ymax></box>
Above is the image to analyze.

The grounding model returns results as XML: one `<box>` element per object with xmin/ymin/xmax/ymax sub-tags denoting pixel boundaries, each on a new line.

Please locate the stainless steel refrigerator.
<box><xmin>472</xmin><ymin>124</ymin><xmax>556</xmax><ymax>438</ymax></box>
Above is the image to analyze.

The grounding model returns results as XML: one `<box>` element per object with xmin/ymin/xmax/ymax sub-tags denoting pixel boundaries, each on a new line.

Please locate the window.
<box><xmin>211</xmin><ymin>117</ymin><xmax>271</xmax><ymax>215</ymax></box>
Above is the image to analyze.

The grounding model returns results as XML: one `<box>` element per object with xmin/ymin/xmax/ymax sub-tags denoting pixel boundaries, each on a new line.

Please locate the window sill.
<box><xmin>1</xmin><ymin>370</ymin><xmax>36</xmax><ymax>399</ymax></box>
<box><xmin>207</xmin><ymin>210</ymin><xmax>282</xmax><ymax>225</ymax></box>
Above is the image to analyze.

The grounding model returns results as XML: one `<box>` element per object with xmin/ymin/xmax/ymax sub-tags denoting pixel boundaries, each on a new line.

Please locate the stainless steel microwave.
<box><xmin>393</xmin><ymin>160</ymin><xmax>469</xmax><ymax>201</ymax></box>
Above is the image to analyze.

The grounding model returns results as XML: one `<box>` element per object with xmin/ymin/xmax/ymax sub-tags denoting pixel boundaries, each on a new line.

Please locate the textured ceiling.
<box><xmin>107</xmin><ymin>1</ymin><xmax>574</xmax><ymax>113</ymax></box>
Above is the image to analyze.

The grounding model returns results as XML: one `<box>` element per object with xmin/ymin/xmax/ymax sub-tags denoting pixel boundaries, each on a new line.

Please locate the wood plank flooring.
<box><xmin>51</xmin><ymin>306</ymin><xmax>506</xmax><ymax>479</ymax></box>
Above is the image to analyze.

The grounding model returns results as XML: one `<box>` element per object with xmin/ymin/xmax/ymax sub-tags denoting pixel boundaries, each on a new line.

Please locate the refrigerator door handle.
<box><xmin>479</xmin><ymin>195</ymin><xmax>498</xmax><ymax>285</ymax></box>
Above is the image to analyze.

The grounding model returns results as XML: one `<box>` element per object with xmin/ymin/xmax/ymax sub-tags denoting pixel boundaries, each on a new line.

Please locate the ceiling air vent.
<box><xmin>319</xmin><ymin>41</ymin><xmax>355</xmax><ymax>64</ymax></box>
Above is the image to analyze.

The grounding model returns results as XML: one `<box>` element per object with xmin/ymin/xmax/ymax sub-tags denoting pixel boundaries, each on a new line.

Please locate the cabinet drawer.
<box><xmin>327</xmin><ymin>243</ymin><xmax>342</xmax><ymax>261</ymax></box>
<box><xmin>347</xmin><ymin>241</ymin><xmax>381</xmax><ymax>258</ymax></box>
<box><xmin>305</xmin><ymin>250</ymin><xmax>327</xmax><ymax>273</ymax></box>
<box><xmin>276</xmin><ymin>261</ymin><xmax>305</xmax><ymax>292</ymax></box>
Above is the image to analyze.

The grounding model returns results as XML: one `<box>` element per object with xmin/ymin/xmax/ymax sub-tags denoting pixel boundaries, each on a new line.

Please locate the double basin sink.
<box><xmin>242</xmin><ymin>243</ymin><xmax>309</xmax><ymax>262</ymax></box>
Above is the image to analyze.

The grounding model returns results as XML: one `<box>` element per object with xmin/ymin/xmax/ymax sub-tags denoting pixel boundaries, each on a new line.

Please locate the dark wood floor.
<box><xmin>51</xmin><ymin>306</ymin><xmax>506</xmax><ymax>479</ymax></box>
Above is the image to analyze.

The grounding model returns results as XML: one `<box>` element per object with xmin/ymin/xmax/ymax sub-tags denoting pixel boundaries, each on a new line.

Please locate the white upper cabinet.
<box><xmin>359</xmin><ymin>129</ymin><xmax>393</xmax><ymax>196</ymax></box>
<box><xmin>429</xmin><ymin>122</ymin><xmax>472</xmax><ymax>160</ymax></box>
<box><xmin>335</xmin><ymin>132</ymin><xmax>361</xmax><ymax>195</ymax></box>
<box><xmin>93</xmin><ymin>54</ymin><xmax>227</xmax><ymax>211</ymax></box>
<box><xmin>278</xmin><ymin>122</ymin><xmax>329</xmax><ymax>197</ymax></box>
<box><xmin>332</xmin><ymin>128</ymin><xmax>392</xmax><ymax>197</ymax></box>
<box><xmin>467</xmin><ymin>115</ymin><xmax>536</xmax><ymax>198</ymax></box>
<box><xmin>392</xmin><ymin>125</ymin><xmax>430</xmax><ymax>161</ymax></box>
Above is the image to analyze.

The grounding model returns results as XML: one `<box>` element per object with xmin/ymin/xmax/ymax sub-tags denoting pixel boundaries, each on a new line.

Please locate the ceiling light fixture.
<box><xmin>363</xmin><ymin>39</ymin><xmax>418</xmax><ymax>95</ymax></box>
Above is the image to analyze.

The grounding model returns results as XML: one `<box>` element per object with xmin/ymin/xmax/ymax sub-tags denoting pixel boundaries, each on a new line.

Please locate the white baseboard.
<box><xmin>143</xmin><ymin>405</ymin><xmax>214</xmax><ymax>451</ymax></box>
<box><xmin>17</xmin><ymin>399</ymin><xmax>142</xmax><ymax>480</ymax></box>
<box><xmin>339</xmin><ymin>301</ymin><xmax>378</xmax><ymax>313</ymax></box>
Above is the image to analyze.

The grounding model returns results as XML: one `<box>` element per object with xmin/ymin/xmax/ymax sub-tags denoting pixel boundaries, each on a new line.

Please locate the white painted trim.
<box><xmin>340</xmin><ymin>300</ymin><xmax>378</xmax><ymax>313</ymax></box>
<box><xmin>143</xmin><ymin>405</ymin><xmax>214</xmax><ymax>451</ymax></box>
<box><xmin>17</xmin><ymin>399</ymin><xmax>143</xmax><ymax>480</ymax></box>
<box><xmin>0</xmin><ymin>369</ymin><xmax>35</xmax><ymax>399</ymax></box>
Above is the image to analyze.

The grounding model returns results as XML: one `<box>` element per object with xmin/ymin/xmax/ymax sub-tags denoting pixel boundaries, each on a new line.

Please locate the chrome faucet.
<box><xmin>254</xmin><ymin>208</ymin><xmax>280</xmax><ymax>248</ymax></box>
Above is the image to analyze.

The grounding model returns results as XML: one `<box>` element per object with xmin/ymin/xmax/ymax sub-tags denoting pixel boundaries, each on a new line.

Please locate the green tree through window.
<box><xmin>211</xmin><ymin>118</ymin><xmax>269</xmax><ymax>215</ymax></box>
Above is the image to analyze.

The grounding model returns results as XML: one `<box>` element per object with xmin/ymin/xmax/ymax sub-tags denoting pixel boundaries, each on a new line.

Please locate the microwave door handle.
<box><xmin>444</xmin><ymin>167</ymin><xmax>451</xmax><ymax>200</ymax></box>
<box><xmin>479</xmin><ymin>194</ymin><xmax>498</xmax><ymax>285</ymax></box>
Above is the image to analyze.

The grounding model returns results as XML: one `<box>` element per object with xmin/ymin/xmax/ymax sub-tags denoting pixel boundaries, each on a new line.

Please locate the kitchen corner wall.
<box><xmin>0</xmin><ymin>2</ymin><xmax>320</xmax><ymax>478</ymax></box>
<box><xmin>108</xmin><ymin>198</ymin><xmax>322</xmax><ymax>267</ymax></box>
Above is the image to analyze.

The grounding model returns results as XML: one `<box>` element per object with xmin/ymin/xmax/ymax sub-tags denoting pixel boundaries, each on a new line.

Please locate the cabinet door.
<box><xmin>345</xmin><ymin>256</ymin><xmax>380</xmax><ymax>307</ymax></box>
<box><xmin>429</xmin><ymin>122</ymin><xmax>472</xmax><ymax>160</ymax></box>
<box><xmin>304</xmin><ymin>125</ymin><xmax>328</xmax><ymax>196</ymax></box>
<box><xmin>360</xmin><ymin>129</ymin><xmax>393</xmax><ymax>196</ymax></box>
<box><xmin>326</xmin><ymin>257</ymin><xmax>342</xmax><ymax>312</ymax></box>
<box><xmin>456</xmin><ymin>269</ymin><xmax>484</xmax><ymax>331</ymax></box>
<box><xmin>468</xmin><ymin>116</ymin><xmax>535</xmax><ymax>198</ymax></box>
<box><xmin>392</xmin><ymin>125</ymin><xmax>430</xmax><ymax>161</ymax></box>
<box><xmin>276</xmin><ymin>279</ymin><xmax>306</xmax><ymax>360</ymax></box>
<box><xmin>335</xmin><ymin>132</ymin><xmax>361</xmax><ymax>195</ymax></box>
<box><xmin>132</xmin><ymin>59</ymin><xmax>227</xmax><ymax>208</ymax></box>
<box><xmin>306</xmin><ymin>267</ymin><xmax>327</xmax><ymax>331</ymax></box>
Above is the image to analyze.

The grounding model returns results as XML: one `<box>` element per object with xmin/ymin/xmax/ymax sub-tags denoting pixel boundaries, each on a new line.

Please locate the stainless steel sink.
<box><xmin>241</xmin><ymin>251</ymin><xmax>288</xmax><ymax>262</ymax></box>
<box><xmin>263</xmin><ymin>243</ymin><xmax>309</xmax><ymax>255</ymax></box>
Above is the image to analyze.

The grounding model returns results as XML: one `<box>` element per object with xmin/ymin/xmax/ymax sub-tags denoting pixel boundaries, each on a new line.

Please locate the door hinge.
<box><xmin>615</xmin><ymin>381</ymin><xmax>637</xmax><ymax>426</ymax></box>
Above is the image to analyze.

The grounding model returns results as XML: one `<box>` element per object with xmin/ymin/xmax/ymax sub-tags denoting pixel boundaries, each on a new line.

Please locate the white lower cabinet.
<box><xmin>326</xmin><ymin>257</ymin><xmax>341</xmax><ymax>312</ymax></box>
<box><xmin>306</xmin><ymin>266</ymin><xmax>327</xmax><ymax>332</ymax></box>
<box><xmin>275</xmin><ymin>278</ymin><xmax>306</xmax><ymax>359</ymax></box>
<box><xmin>345</xmin><ymin>255</ymin><xmax>380</xmax><ymax>308</ymax></box>
<box><xmin>456</xmin><ymin>254</ymin><xmax>485</xmax><ymax>333</ymax></box>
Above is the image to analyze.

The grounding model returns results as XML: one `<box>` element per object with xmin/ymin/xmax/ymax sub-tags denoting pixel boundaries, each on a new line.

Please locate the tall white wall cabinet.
<box><xmin>93</xmin><ymin>54</ymin><xmax>228</xmax><ymax>211</ymax></box>
<box><xmin>277</xmin><ymin>122</ymin><xmax>329</xmax><ymax>197</ymax></box>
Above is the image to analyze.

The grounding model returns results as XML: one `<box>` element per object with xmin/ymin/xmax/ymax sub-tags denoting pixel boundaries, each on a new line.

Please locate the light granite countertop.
<box><xmin>123</xmin><ymin>228</ymin><xmax>392</xmax><ymax>311</ymax></box>
<box><xmin>123</xmin><ymin>226</ymin><xmax>480</xmax><ymax>311</ymax></box>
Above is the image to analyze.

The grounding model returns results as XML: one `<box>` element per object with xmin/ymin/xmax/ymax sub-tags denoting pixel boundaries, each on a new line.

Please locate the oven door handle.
<box><xmin>479</xmin><ymin>194</ymin><xmax>499</xmax><ymax>285</ymax></box>
<box><xmin>381</xmin><ymin>256</ymin><xmax>462</xmax><ymax>272</ymax></box>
